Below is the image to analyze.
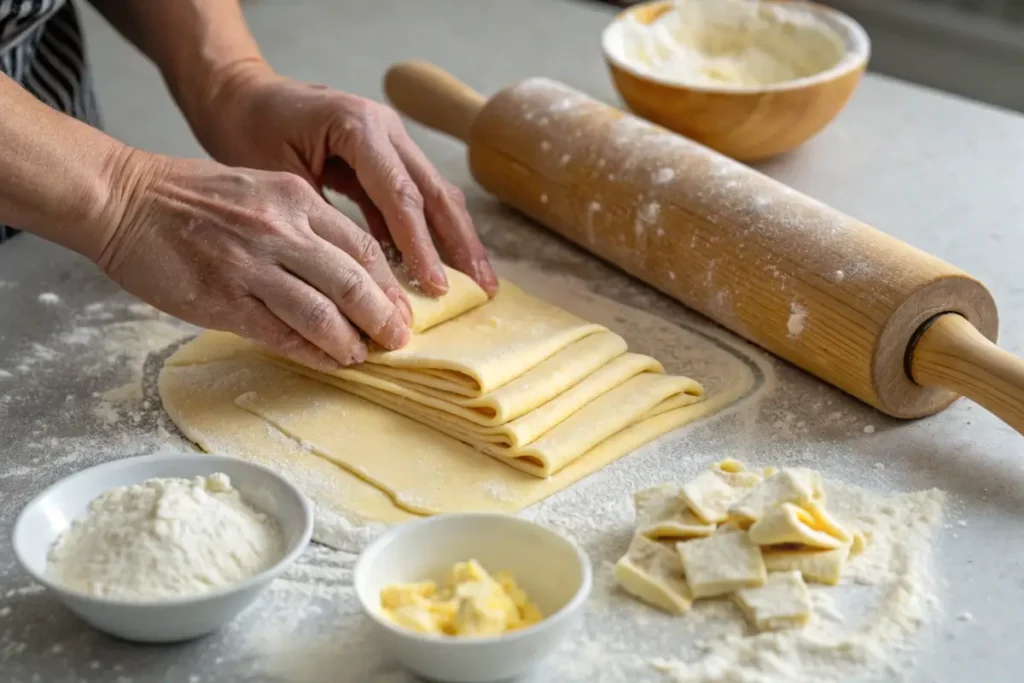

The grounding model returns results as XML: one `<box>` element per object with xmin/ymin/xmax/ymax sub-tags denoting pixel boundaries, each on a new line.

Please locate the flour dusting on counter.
<box><xmin>787</xmin><ymin>302</ymin><xmax>807</xmax><ymax>338</ymax></box>
<box><xmin>0</xmin><ymin>247</ymin><xmax>951</xmax><ymax>682</ymax></box>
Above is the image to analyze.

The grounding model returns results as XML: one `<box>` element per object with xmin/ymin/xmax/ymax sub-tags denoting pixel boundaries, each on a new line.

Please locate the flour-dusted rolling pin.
<box><xmin>384</xmin><ymin>60</ymin><xmax>1024</xmax><ymax>432</ymax></box>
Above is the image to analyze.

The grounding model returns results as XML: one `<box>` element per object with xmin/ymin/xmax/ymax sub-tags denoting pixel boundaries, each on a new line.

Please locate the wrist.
<box><xmin>90</xmin><ymin>147</ymin><xmax>171</xmax><ymax>274</ymax></box>
<box><xmin>174</xmin><ymin>57</ymin><xmax>277</xmax><ymax>162</ymax></box>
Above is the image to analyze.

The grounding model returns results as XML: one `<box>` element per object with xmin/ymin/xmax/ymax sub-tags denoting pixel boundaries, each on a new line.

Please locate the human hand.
<box><xmin>191</xmin><ymin>68</ymin><xmax>498</xmax><ymax>298</ymax></box>
<box><xmin>97</xmin><ymin>152</ymin><xmax>414</xmax><ymax>371</ymax></box>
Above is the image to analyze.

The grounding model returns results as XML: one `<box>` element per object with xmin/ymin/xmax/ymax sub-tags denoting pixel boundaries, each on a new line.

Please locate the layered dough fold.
<box><xmin>160</xmin><ymin>266</ymin><xmax>709</xmax><ymax>517</ymax></box>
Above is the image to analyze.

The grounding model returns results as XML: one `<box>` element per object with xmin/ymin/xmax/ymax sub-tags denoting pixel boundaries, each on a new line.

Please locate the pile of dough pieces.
<box><xmin>380</xmin><ymin>559</ymin><xmax>542</xmax><ymax>637</ymax></box>
<box><xmin>615</xmin><ymin>460</ymin><xmax>866</xmax><ymax>633</ymax></box>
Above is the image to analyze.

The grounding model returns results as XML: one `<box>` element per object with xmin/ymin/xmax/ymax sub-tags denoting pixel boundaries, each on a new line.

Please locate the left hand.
<box><xmin>194</xmin><ymin>68</ymin><xmax>498</xmax><ymax>298</ymax></box>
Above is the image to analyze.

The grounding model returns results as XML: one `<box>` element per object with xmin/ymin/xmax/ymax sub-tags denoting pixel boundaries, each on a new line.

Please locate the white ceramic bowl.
<box><xmin>12</xmin><ymin>451</ymin><xmax>313</xmax><ymax>643</ymax></box>
<box><xmin>354</xmin><ymin>513</ymin><xmax>592</xmax><ymax>683</ymax></box>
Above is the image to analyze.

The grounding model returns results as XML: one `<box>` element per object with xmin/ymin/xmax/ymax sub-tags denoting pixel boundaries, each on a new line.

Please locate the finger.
<box><xmin>391</xmin><ymin>128</ymin><xmax>499</xmax><ymax>296</ymax></box>
<box><xmin>323</xmin><ymin>158</ymin><xmax>397</xmax><ymax>260</ymax></box>
<box><xmin>253</xmin><ymin>269</ymin><xmax>369</xmax><ymax>366</ymax></box>
<box><xmin>332</xmin><ymin>121</ymin><xmax>449</xmax><ymax>296</ymax></box>
<box><xmin>232</xmin><ymin>296</ymin><xmax>345</xmax><ymax>373</ymax></box>
<box><xmin>276</xmin><ymin>231</ymin><xmax>410</xmax><ymax>350</ymax></box>
<box><xmin>307</xmin><ymin>197</ymin><xmax>413</xmax><ymax>327</ymax></box>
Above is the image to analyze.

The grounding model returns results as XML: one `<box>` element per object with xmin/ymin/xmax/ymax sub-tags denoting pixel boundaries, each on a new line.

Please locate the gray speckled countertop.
<box><xmin>2</xmin><ymin>1</ymin><xmax>1024</xmax><ymax>682</ymax></box>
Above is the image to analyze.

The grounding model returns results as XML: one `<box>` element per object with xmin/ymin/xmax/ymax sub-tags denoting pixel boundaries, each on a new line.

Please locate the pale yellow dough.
<box><xmin>614</xmin><ymin>535</ymin><xmax>693</xmax><ymax>614</ymax></box>
<box><xmin>159</xmin><ymin>265</ymin><xmax>739</xmax><ymax>522</ymax></box>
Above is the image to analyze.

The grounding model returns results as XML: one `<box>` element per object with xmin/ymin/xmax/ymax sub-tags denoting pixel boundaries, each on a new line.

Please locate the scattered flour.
<box><xmin>37</xmin><ymin>293</ymin><xmax>61</xmax><ymax>305</ymax></box>
<box><xmin>47</xmin><ymin>473</ymin><xmax>285</xmax><ymax>600</ymax></box>
<box><xmin>0</xmin><ymin>253</ymin><xmax>950</xmax><ymax>682</ymax></box>
<box><xmin>787</xmin><ymin>302</ymin><xmax>807</xmax><ymax>338</ymax></box>
<box><xmin>654</xmin><ymin>168</ymin><xmax>676</xmax><ymax>184</ymax></box>
<box><xmin>642</xmin><ymin>485</ymin><xmax>945</xmax><ymax>683</ymax></box>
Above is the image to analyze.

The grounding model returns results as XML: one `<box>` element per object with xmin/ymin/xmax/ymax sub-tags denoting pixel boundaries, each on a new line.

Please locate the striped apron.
<box><xmin>1</xmin><ymin>0</ymin><xmax>100</xmax><ymax>243</ymax></box>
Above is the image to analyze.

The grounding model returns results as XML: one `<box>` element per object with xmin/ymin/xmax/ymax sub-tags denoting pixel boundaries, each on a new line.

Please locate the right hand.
<box><xmin>96</xmin><ymin>151</ymin><xmax>414</xmax><ymax>371</ymax></box>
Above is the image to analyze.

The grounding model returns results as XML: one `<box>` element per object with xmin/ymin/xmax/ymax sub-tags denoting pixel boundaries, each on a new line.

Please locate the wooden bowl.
<box><xmin>601</xmin><ymin>0</ymin><xmax>870</xmax><ymax>162</ymax></box>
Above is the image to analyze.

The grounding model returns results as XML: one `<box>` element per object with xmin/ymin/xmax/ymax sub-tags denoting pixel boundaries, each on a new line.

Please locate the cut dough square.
<box><xmin>680</xmin><ymin>471</ymin><xmax>746</xmax><ymax>524</ymax></box>
<box><xmin>761</xmin><ymin>546</ymin><xmax>848</xmax><ymax>586</ymax></box>
<box><xmin>614</xmin><ymin>535</ymin><xmax>693</xmax><ymax>614</ymax></box>
<box><xmin>747</xmin><ymin>502</ymin><xmax>851</xmax><ymax>550</ymax></box>
<box><xmin>676</xmin><ymin>530</ymin><xmax>767</xmax><ymax>598</ymax></box>
<box><xmin>714</xmin><ymin>469</ymin><xmax>764</xmax><ymax>489</ymax></box>
<box><xmin>728</xmin><ymin>468</ymin><xmax>824</xmax><ymax>525</ymax></box>
<box><xmin>634</xmin><ymin>484</ymin><xmax>715</xmax><ymax>540</ymax></box>
<box><xmin>849</xmin><ymin>527</ymin><xmax>868</xmax><ymax>556</ymax></box>
<box><xmin>734</xmin><ymin>570</ymin><xmax>811</xmax><ymax>632</ymax></box>
<box><xmin>712</xmin><ymin>460</ymin><xmax>763</xmax><ymax>488</ymax></box>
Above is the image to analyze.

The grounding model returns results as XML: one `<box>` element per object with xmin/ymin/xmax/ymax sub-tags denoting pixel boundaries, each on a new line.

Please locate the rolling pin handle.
<box><xmin>910</xmin><ymin>313</ymin><xmax>1024</xmax><ymax>434</ymax></box>
<box><xmin>383</xmin><ymin>61</ymin><xmax>486</xmax><ymax>143</ymax></box>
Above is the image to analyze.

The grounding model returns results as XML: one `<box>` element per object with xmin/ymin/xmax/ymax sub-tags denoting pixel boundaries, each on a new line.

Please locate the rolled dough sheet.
<box><xmin>160</xmin><ymin>355</ymin><xmax>725</xmax><ymax>516</ymax></box>
<box><xmin>156</xmin><ymin>358</ymin><xmax>416</xmax><ymax>528</ymax></box>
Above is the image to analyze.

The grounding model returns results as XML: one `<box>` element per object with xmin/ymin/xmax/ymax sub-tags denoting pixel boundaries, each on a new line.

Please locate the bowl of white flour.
<box><xmin>12</xmin><ymin>451</ymin><xmax>313</xmax><ymax>643</ymax></box>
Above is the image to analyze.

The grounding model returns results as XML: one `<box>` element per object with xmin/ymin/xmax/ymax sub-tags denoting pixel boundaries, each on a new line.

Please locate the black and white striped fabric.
<box><xmin>1</xmin><ymin>0</ymin><xmax>100</xmax><ymax>244</ymax></box>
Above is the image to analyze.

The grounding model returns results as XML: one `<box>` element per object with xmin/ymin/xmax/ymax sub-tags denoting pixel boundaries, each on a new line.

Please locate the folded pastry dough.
<box><xmin>747</xmin><ymin>501</ymin><xmax>851</xmax><ymax>550</ymax></box>
<box><xmin>160</xmin><ymin>265</ymin><xmax>720</xmax><ymax>519</ymax></box>
<box><xmin>362</xmin><ymin>280</ymin><xmax>608</xmax><ymax>397</ymax></box>
<box><xmin>728</xmin><ymin>468</ymin><xmax>824</xmax><ymax>525</ymax></box>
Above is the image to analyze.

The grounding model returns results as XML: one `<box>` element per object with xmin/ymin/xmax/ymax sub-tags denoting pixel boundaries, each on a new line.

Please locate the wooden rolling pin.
<box><xmin>384</xmin><ymin>60</ymin><xmax>1024</xmax><ymax>432</ymax></box>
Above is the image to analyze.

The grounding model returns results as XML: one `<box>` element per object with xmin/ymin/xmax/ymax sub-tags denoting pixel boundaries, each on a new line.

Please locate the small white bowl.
<box><xmin>12</xmin><ymin>451</ymin><xmax>313</xmax><ymax>643</ymax></box>
<box><xmin>354</xmin><ymin>513</ymin><xmax>592</xmax><ymax>683</ymax></box>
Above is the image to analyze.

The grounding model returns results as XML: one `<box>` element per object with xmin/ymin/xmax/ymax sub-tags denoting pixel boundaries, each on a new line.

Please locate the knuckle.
<box><xmin>303</xmin><ymin>299</ymin><xmax>337</xmax><ymax>337</ymax></box>
<box><xmin>381</xmin><ymin>105</ymin><xmax>403</xmax><ymax>127</ymax></box>
<box><xmin>275</xmin><ymin>172</ymin><xmax>313</xmax><ymax>199</ymax></box>
<box><xmin>332</xmin><ymin>115</ymin><xmax>368</xmax><ymax>155</ymax></box>
<box><xmin>443</xmin><ymin>183</ymin><xmax>467</xmax><ymax>207</ymax></box>
<box><xmin>424</xmin><ymin>179</ymin><xmax>465</xmax><ymax>209</ymax></box>
<box><xmin>249</xmin><ymin>208</ymin><xmax>296</xmax><ymax>243</ymax></box>
<box><xmin>352</xmin><ymin>232</ymin><xmax>385</xmax><ymax>267</ymax></box>
<box><xmin>392</xmin><ymin>178</ymin><xmax>424</xmax><ymax>213</ymax></box>
<box><xmin>334</xmin><ymin>268</ymin><xmax>370</xmax><ymax>306</ymax></box>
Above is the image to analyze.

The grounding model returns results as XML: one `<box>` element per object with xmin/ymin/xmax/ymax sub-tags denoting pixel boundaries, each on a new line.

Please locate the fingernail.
<box><xmin>429</xmin><ymin>266</ymin><xmax>449</xmax><ymax>292</ymax></box>
<box><xmin>475</xmin><ymin>259</ymin><xmax>499</xmax><ymax>294</ymax></box>
<box><xmin>397</xmin><ymin>297</ymin><xmax>414</xmax><ymax>327</ymax></box>
<box><xmin>347</xmin><ymin>342</ymin><xmax>368</xmax><ymax>365</ymax></box>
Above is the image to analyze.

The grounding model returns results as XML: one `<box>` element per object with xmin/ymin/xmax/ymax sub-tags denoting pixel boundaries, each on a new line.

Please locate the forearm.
<box><xmin>0</xmin><ymin>72</ymin><xmax>134</xmax><ymax>262</ymax></box>
<box><xmin>87</xmin><ymin>0</ymin><xmax>271</xmax><ymax>149</ymax></box>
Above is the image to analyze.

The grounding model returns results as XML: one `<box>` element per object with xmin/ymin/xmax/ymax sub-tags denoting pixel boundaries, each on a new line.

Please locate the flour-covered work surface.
<box><xmin>0</xmin><ymin>234</ymin><xmax>1013</xmax><ymax>683</ymax></box>
<box><xmin>3</xmin><ymin>0</ymin><xmax>1024</xmax><ymax>681</ymax></box>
